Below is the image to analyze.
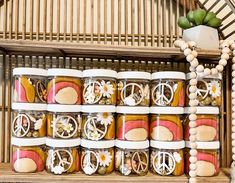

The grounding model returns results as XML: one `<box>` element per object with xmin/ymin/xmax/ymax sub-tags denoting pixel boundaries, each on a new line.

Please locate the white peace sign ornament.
<box><xmin>153</xmin><ymin>152</ymin><xmax>176</xmax><ymax>175</ymax></box>
<box><xmin>131</xmin><ymin>151</ymin><xmax>148</xmax><ymax>175</ymax></box>
<box><xmin>81</xmin><ymin>151</ymin><xmax>99</xmax><ymax>175</ymax></box>
<box><xmin>83</xmin><ymin>81</ymin><xmax>102</xmax><ymax>104</ymax></box>
<box><xmin>121</xmin><ymin>83</ymin><xmax>144</xmax><ymax>106</ymax></box>
<box><xmin>196</xmin><ymin>80</ymin><xmax>209</xmax><ymax>99</ymax></box>
<box><xmin>12</xmin><ymin>114</ymin><xmax>30</xmax><ymax>137</ymax></box>
<box><xmin>152</xmin><ymin>83</ymin><xmax>174</xmax><ymax>106</ymax></box>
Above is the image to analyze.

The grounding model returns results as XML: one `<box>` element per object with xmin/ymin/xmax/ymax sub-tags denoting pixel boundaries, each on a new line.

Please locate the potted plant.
<box><xmin>178</xmin><ymin>8</ymin><xmax>222</xmax><ymax>50</ymax></box>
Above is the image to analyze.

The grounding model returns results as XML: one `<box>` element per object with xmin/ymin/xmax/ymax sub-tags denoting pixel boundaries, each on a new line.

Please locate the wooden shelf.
<box><xmin>0</xmin><ymin>163</ymin><xmax>230</xmax><ymax>183</ymax></box>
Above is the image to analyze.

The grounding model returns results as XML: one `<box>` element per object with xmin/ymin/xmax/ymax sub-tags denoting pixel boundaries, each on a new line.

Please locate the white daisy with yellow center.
<box><xmin>96</xmin><ymin>112</ymin><xmax>113</xmax><ymax>126</ymax></box>
<box><xmin>208</xmin><ymin>80</ymin><xmax>221</xmax><ymax>98</ymax></box>
<box><xmin>100</xmin><ymin>80</ymin><xmax>114</xmax><ymax>98</ymax></box>
<box><xmin>62</xmin><ymin>123</ymin><xmax>74</xmax><ymax>133</ymax></box>
<box><xmin>97</xmin><ymin>150</ymin><xmax>112</xmax><ymax>167</ymax></box>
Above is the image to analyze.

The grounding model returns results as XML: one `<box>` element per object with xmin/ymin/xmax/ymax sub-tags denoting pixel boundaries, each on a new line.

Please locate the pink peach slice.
<box><xmin>15</xmin><ymin>80</ymin><xmax>28</xmax><ymax>102</ymax></box>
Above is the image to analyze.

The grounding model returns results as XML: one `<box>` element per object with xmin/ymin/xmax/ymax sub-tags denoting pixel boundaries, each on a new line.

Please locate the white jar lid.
<box><xmin>115</xmin><ymin>140</ymin><xmax>149</xmax><ymax>149</ymax></box>
<box><xmin>46</xmin><ymin>138</ymin><xmax>81</xmax><ymax>147</ymax></box>
<box><xmin>184</xmin><ymin>107</ymin><xmax>219</xmax><ymax>114</ymax></box>
<box><xmin>12</xmin><ymin>103</ymin><xmax>47</xmax><ymax>111</ymax></box>
<box><xmin>151</xmin><ymin>72</ymin><xmax>186</xmax><ymax>80</ymax></box>
<box><xmin>13</xmin><ymin>68</ymin><xmax>47</xmax><ymax>76</ymax></box>
<box><xmin>81</xmin><ymin>139</ymin><xmax>115</xmax><ymax>148</ymax></box>
<box><xmin>83</xmin><ymin>69</ymin><xmax>117</xmax><ymax>78</ymax></box>
<box><xmin>150</xmin><ymin>107</ymin><xmax>184</xmax><ymax>114</ymax></box>
<box><xmin>150</xmin><ymin>140</ymin><xmax>185</xmax><ymax>149</ymax></box>
<box><xmin>185</xmin><ymin>141</ymin><xmax>220</xmax><ymax>150</ymax></box>
<box><xmin>186</xmin><ymin>72</ymin><xmax>222</xmax><ymax>80</ymax></box>
<box><xmin>47</xmin><ymin>68</ymin><xmax>82</xmax><ymax>77</ymax></box>
<box><xmin>117</xmin><ymin>71</ymin><xmax>151</xmax><ymax>80</ymax></box>
<box><xmin>116</xmin><ymin>106</ymin><xmax>149</xmax><ymax>114</ymax></box>
<box><xmin>11</xmin><ymin>137</ymin><xmax>45</xmax><ymax>146</ymax></box>
<box><xmin>82</xmin><ymin>105</ymin><xmax>116</xmax><ymax>113</ymax></box>
<box><xmin>47</xmin><ymin>104</ymin><xmax>81</xmax><ymax>112</ymax></box>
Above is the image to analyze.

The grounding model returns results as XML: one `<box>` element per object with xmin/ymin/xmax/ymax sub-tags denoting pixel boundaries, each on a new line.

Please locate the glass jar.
<box><xmin>47</xmin><ymin>69</ymin><xmax>82</xmax><ymax>105</ymax></box>
<box><xmin>12</xmin><ymin>103</ymin><xmax>47</xmax><ymax>138</ymax></box>
<box><xmin>150</xmin><ymin>140</ymin><xmax>185</xmax><ymax>176</ymax></box>
<box><xmin>150</xmin><ymin>107</ymin><xmax>184</xmax><ymax>141</ymax></box>
<box><xmin>11</xmin><ymin>137</ymin><xmax>46</xmax><ymax>173</ymax></box>
<box><xmin>184</xmin><ymin>107</ymin><xmax>219</xmax><ymax>141</ymax></box>
<box><xmin>115</xmin><ymin>140</ymin><xmax>149</xmax><ymax>176</ymax></box>
<box><xmin>46</xmin><ymin>138</ymin><xmax>81</xmax><ymax>174</ymax></box>
<box><xmin>117</xmin><ymin>71</ymin><xmax>151</xmax><ymax>106</ymax></box>
<box><xmin>82</xmin><ymin>69</ymin><xmax>117</xmax><ymax>105</ymax></box>
<box><xmin>151</xmin><ymin>72</ymin><xmax>185</xmax><ymax>107</ymax></box>
<box><xmin>116</xmin><ymin>106</ymin><xmax>149</xmax><ymax>141</ymax></box>
<box><xmin>13</xmin><ymin>68</ymin><xmax>47</xmax><ymax>103</ymax></box>
<box><xmin>186</xmin><ymin>73</ymin><xmax>222</xmax><ymax>106</ymax></box>
<box><xmin>81</xmin><ymin>105</ymin><xmax>115</xmax><ymax>140</ymax></box>
<box><xmin>81</xmin><ymin>139</ymin><xmax>115</xmax><ymax>175</ymax></box>
<box><xmin>185</xmin><ymin>141</ymin><xmax>220</xmax><ymax>176</ymax></box>
<box><xmin>47</xmin><ymin>104</ymin><xmax>82</xmax><ymax>139</ymax></box>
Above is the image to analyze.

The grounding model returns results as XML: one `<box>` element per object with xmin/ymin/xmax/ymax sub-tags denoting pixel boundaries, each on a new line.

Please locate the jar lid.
<box><xmin>81</xmin><ymin>139</ymin><xmax>115</xmax><ymax>148</ymax></box>
<box><xmin>12</xmin><ymin>103</ymin><xmax>47</xmax><ymax>111</ymax></box>
<box><xmin>82</xmin><ymin>105</ymin><xmax>116</xmax><ymax>113</ymax></box>
<box><xmin>184</xmin><ymin>107</ymin><xmax>219</xmax><ymax>114</ymax></box>
<box><xmin>115</xmin><ymin>140</ymin><xmax>149</xmax><ymax>149</ymax></box>
<box><xmin>117</xmin><ymin>71</ymin><xmax>151</xmax><ymax>80</ymax></box>
<box><xmin>151</xmin><ymin>72</ymin><xmax>186</xmax><ymax>80</ymax></box>
<box><xmin>46</xmin><ymin>138</ymin><xmax>81</xmax><ymax>147</ymax></box>
<box><xmin>150</xmin><ymin>107</ymin><xmax>184</xmax><ymax>114</ymax></box>
<box><xmin>47</xmin><ymin>104</ymin><xmax>81</xmax><ymax>112</ymax></box>
<box><xmin>83</xmin><ymin>69</ymin><xmax>117</xmax><ymax>78</ymax></box>
<box><xmin>47</xmin><ymin>68</ymin><xmax>82</xmax><ymax>77</ymax></box>
<box><xmin>186</xmin><ymin>72</ymin><xmax>222</xmax><ymax>80</ymax></box>
<box><xmin>185</xmin><ymin>141</ymin><xmax>220</xmax><ymax>149</ymax></box>
<box><xmin>11</xmin><ymin>137</ymin><xmax>45</xmax><ymax>146</ymax></box>
<box><xmin>13</xmin><ymin>68</ymin><xmax>47</xmax><ymax>76</ymax></box>
<box><xmin>150</xmin><ymin>140</ymin><xmax>185</xmax><ymax>149</ymax></box>
<box><xmin>116</xmin><ymin>106</ymin><xmax>149</xmax><ymax>114</ymax></box>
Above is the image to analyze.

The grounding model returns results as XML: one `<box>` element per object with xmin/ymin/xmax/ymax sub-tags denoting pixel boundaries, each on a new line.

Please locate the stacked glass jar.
<box><xmin>12</xmin><ymin>68</ymin><xmax>47</xmax><ymax>172</ymax></box>
<box><xmin>150</xmin><ymin>71</ymin><xmax>186</xmax><ymax>176</ymax></box>
<box><xmin>81</xmin><ymin>69</ymin><xmax>117</xmax><ymax>175</ymax></box>
<box><xmin>185</xmin><ymin>73</ymin><xmax>222</xmax><ymax>177</ymax></box>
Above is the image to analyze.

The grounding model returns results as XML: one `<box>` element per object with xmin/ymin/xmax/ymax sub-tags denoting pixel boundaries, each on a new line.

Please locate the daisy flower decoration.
<box><xmin>100</xmin><ymin>80</ymin><xmax>114</xmax><ymax>98</ymax></box>
<box><xmin>208</xmin><ymin>80</ymin><xmax>221</xmax><ymax>98</ymax></box>
<box><xmin>96</xmin><ymin>112</ymin><xmax>113</xmax><ymax>126</ymax></box>
<box><xmin>173</xmin><ymin>152</ymin><xmax>182</xmax><ymax>163</ymax></box>
<box><xmin>97</xmin><ymin>150</ymin><xmax>112</xmax><ymax>167</ymax></box>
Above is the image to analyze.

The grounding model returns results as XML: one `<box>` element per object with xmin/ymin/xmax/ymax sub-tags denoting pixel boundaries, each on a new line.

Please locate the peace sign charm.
<box><xmin>131</xmin><ymin>151</ymin><xmax>148</xmax><ymax>175</ymax></box>
<box><xmin>81</xmin><ymin>151</ymin><xmax>99</xmax><ymax>175</ymax></box>
<box><xmin>152</xmin><ymin>83</ymin><xmax>174</xmax><ymax>106</ymax></box>
<box><xmin>83</xmin><ymin>81</ymin><xmax>102</xmax><ymax>104</ymax></box>
<box><xmin>12</xmin><ymin>114</ymin><xmax>30</xmax><ymax>137</ymax></box>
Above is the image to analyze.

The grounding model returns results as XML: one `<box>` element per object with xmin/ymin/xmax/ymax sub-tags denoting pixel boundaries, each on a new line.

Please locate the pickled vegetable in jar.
<box><xmin>81</xmin><ymin>105</ymin><xmax>115</xmax><ymax>140</ymax></box>
<box><xmin>13</xmin><ymin>68</ymin><xmax>47</xmax><ymax>103</ymax></box>
<box><xmin>150</xmin><ymin>107</ymin><xmax>184</xmax><ymax>141</ymax></box>
<box><xmin>185</xmin><ymin>141</ymin><xmax>220</xmax><ymax>176</ymax></box>
<box><xmin>184</xmin><ymin>107</ymin><xmax>219</xmax><ymax>141</ymax></box>
<box><xmin>116</xmin><ymin>106</ymin><xmax>149</xmax><ymax>141</ymax></box>
<box><xmin>46</xmin><ymin>138</ymin><xmax>81</xmax><ymax>174</ymax></box>
<box><xmin>151</xmin><ymin>72</ymin><xmax>185</xmax><ymax>107</ymax></box>
<box><xmin>81</xmin><ymin>139</ymin><xmax>115</xmax><ymax>175</ymax></box>
<box><xmin>47</xmin><ymin>69</ymin><xmax>82</xmax><ymax>105</ymax></box>
<box><xmin>117</xmin><ymin>71</ymin><xmax>150</xmax><ymax>106</ymax></box>
<box><xmin>12</xmin><ymin>103</ymin><xmax>47</xmax><ymax>138</ymax></box>
<box><xmin>11</xmin><ymin>137</ymin><xmax>46</xmax><ymax>173</ymax></box>
<box><xmin>150</xmin><ymin>140</ymin><xmax>185</xmax><ymax>176</ymax></box>
<box><xmin>186</xmin><ymin>73</ymin><xmax>222</xmax><ymax>106</ymax></box>
<box><xmin>47</xmin><ymin>104</ymin><xmax>82</xmax><ymax>139</ymax></box>
<box><xmin>115</xmin><ymin>140</ymin><xmax>149</xmax><ymax>176</ymax></box>
<box><xmin>83</xmin><ymin>69</ymin><xmax>117</xmax><ymax>105</ymax></box>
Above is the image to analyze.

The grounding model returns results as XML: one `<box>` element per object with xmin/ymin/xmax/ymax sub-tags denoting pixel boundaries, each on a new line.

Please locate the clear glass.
<box><xmin>150</xmin><ymin>148</ymin><xmax>184</xmax><ymax>176</ymax></box>
<box><xmin>47</xmin><ymin>76</ymin><xmax>82</xmax><ymax>105</ymax></box>
<box><xmin>83</xmin><ymin>77</ymin><xmax>116</xmax><ymax>105</ymax></box>
<box><xmin>46</xmin><ymin>146</ymin><xmax>80</xmax><ymax>174</ymax></box>
<box><xmin>81</xmin><ymin>147</ymin><xmax>114</xmax><ymax>175</ymax></box>
<box><xmin>47</xmin><ymin>112</ymin><xmax>81</xmax><ymax>139</ymax></box>
<box><xmin>116</xmin><ymin>114</ymin><xmax>149</xmax><ymax>141</ymax></box>
<box><xmin>117</xmin><ymin>79</ymin><xmax>150</xmax><ymax>106</ymax></box>
<box><xmin>115</xmin><ymin>147</ymin><xmax>149</xmax><ymax>176</ymax></box>
<box><xmin>82</xmin><ymin>112</ymin><xmax>115</xmax><ymax>140</ymax></box>
<box><xmin>12</xmin><ymin>145</ymin><xmax>45</xmax><ymax>173</ymax></box>
<box><xmin>12</xmin><ymin>110</ymin><xmax>46</xmax><ymax>138</ymax></box>
<box><xmin>151</xmin><ymin>79</ymin><xmax>185</xmax><ymax>107</ymax></box>
<box><xmin>150</xmin><ymin>114</ymin><xmax>183</xmax><ymax>141</ymax></box>
<box><xmin>14</xmin><ymin>75</ymin><xmax>47</xmax><ymax>103</ymax></box>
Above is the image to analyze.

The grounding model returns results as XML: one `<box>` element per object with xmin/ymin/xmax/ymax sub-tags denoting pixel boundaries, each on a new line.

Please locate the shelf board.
<box><xmin>0</xmin><ymin>39</ymin><xmax>222</xmax><ymax>61</ymax></box>
<box><xmin>0</xmin><ymin>163</ymin><xmax>230</xmax><ymax>183</ymax></box>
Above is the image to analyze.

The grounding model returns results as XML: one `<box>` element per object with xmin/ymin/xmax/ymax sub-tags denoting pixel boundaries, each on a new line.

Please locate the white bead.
<box><xmin>189</xmin><ymin>72</ymin><xmax>197</xmax><ymax>79</ymax></box>
<box><xmin>232</xmin><ymin>133</ymin><xmax>235</xmax><ymax>140</ymax></box>
<box><xmin>216</xmin><ymin>64</ymin><xmax>224</xmax><ymax>72</ymax></box>
<box><xmin>190</xmin><ymin>79</ymin><xmax>197</xmax><ymax>86</ymax></box>
<box><xmin>188</xmin><ymin>41</ymin><xmax>197</xmax><ymax>48</ymax></box>
<box><xmin>221</xmin><ymin>42</ymin><xmax>229</xmax><ymax>48</ymax></box>
<box><xmin>232</xmin><ymin>71</ymin><xmax>235</xmax><ymax>77</ymax></box>
<box><xmin>211</xmin><ymin>68</ymin><xmax>218</xmax><ymax>76</ymax></box>
<box><xmin>233</xmin><ymin>154</ymin><xmax>235</xmax><ymax>161</ymax></box>
<box><xmin>233</xmin><ymin>50</ymin><xmax>235</xmax><ymax>56</ymax></box>
<box><xmin>189</xmin><ymin>107</ymin><xmax>197</xmax><ymax>113</ymax></box>
<box><xmin>232</xmin><ymin>64</ymin><xmax>235</xmax><ymax>70</ymax></box>
<box><xmin>189</xmin><ymin>93</ymin><xmax>197</xmax><ymax>100</ymax></box>
<box><xmin>232</xmin><ymin>113</ymin><xmax>235</xmax><ymax>119</ymax></box>
<box><xmin>189</xmin><ymin>156</ymin><xmax>197</xmax><ymax>163</ymax></box>
<box><xmin>203</xmin><ymin>68</ymin><xmax>211</xmax><ymax>76</ymax></box>
<box><xmin>232</xmin><ymin>99</ymin><xmax>235</xmax><ymax>105</ymax></box>
<box><xmin>189</xmin><ymin>178</ymin><xmax>197</xmax><ymax>183</ymax></box>
<box><xmin>232</xmin><ymin>78</ymin><xmax>235</xmax><ymax>84</ymax></box>
<box><xmin>189</xmin><ymin>86</ymin><xmax>197</xmax><ymax>93</ymax></box>
<box><xmin>189</xmin><ymin>114</ymin><xmax>197</xmax><ymax>121</ymax></box>
<box><xmin>232</xmin><ymin>57</ymin><xmax>235</xmax><ymax>63</ymax></box>
<box><xmin>219</xmin><ymin>40</ymin><xmax>224</xmax><ymax>44</ymax></box>
<box><xmin>187</xmin><ymin>54</ymin><xmax>195</xmax><ymax>62</ymax></box>
<box><xmin>189</xmin><ymin>100</ymin><xmax>198</xmax><ymax>107</ymax></box>
<box><xmin>233</xmin><ymin>106</ymin><xmax>235</xmax><ymax>112</ymax></box>
<box><xmin>184</xmin><ymin>48</ymin><xmax>192</xmax><ymax>56</ymax></box>
<box><xmin>232</xmin><ymin>147</ymin><xmax>235</xmax><ymax>153</ymax></box>
<box><xmin>189</xmin><ymin>121</ymin><xmax>197</xmax><ymax>128</ymax></box>
<box><xmin>222</xmin><ymin>47</ymin><xmax>230</xmax><ymax>54</ymax></box>
<box><xmin>190</xmin><ymin>142</ymin><xmax>197</xmax><ymax>148</ymax></box>
<box><xmin>190</xmin><ymin>59</ymin><xmax>199</xmax><ymax>67</ymax></box>
<box><xmin>190</xmin><ymin>149</ymin><xmax>197</xmax><ymax>156</ymax></box>
<box><xmin>196</xmin><ymin>65</ymin><xmax>204</xmax><ymax>73</ymax></box>
<box><xmin>229</xmin><ymin>40</ymin><xmax>235</xmax><ymax>45</ymax></box>
<box><xmin>221</xmin><ymin>53</ymin><xmax>230</xmax><ymax>60</ymax></box>
<box><xmin>232</xmin><ymin>126</ymin><xmax>235</xmax><ymax>133</ymax></box>
<box><xmin>190</xmin><ymin>164</ymin><xmax>197</xmax><ymax>170</ymax></box>
<box><xmin>191</xmin><ymin>50</ymin><xmax>198</xmax><ymax>57</ymax></box>
<box><xmin>189</xmin><ymin>171</ymin><xmax>197</xmax><ymax>178</ymax></box>
<box><xmin>180</xmin><ymin>43</ymin><xmax>189</xmax><ymax>51</ymax></box>
<box><xmin>189</xmin><ymin>66</ymin><xmax>196</xmax><ymax>72</ymax></box>
<box><xmin>232</xmin><ymin>140</ymin><xmax>235</xmax><ymax>146</ymax></box>
<box><xmin>231</xmin><ymin>43</ymin><xmax>235</xmax><ymax>50</ymax></box>
<box><xmin>174</xmin><ymin>40</ymin><xmax>183</xmax><ymax>47</ymax></box>
<box><xmin>189</xmin><ymin>135</ymin><xmax>196</xmax><ymax>142</ymax></box>
<box><xmin>232</xmin><ymin>85</ymin><xmax>235</xmax><ymax>91</ymax></box>
<box><xmin>219</xmin><ymin>59</ymin><xmax>227</xmax><ymax>66</ymax></box>
<box><xmin>232</xmin><ymin>92</ymin><xmax>235</xmax><ymax>98</ymax></box>
<box><xmin>189</xmin><ymin>128</ymin><xmax>197</xmax><ymax>135</ymax></box>
<box><xmin>232</xmin><ymin>119</ymin><xmax>235</xmax><ymax>125</ymax></box>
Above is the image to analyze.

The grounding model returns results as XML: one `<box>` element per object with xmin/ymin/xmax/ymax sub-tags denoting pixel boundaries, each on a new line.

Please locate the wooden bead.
<box><xmin>190</xmin><ymin>149</ymin><xmax>197</xmax><ymax>156</ymax></box>
<box><xmin>232</xmin><ymin>71</ymin><xmax>235</xmax><ymax>77</ymax></box>
<box><xmin>184</xmin><ymin>48</ymin><xmax>192</xmax><ymax>56</ymax></box>
<box><xmin>232</xmin><ymin>113</ymin><xmax>235</xmax><ymax>119</ymax></box>
<box><xmin>219</xmin><ymin>59</ymin><xmax>227</xmax><ymax>66</ymax></box>
<box><xmin>189</xmin><ymin>72</ymin><xmax>197</xmax><ymax>79</ymax></box>
<box><xmin>189</xmin><ymin>128</ymin><xmax>197</xmax><ymax>135</ymax></box>
<box><xmin>189</xmin><ymin>66</ymin><xmax>196</xmax><ymax>72</ymax></box>
<box><xmin>216</xmin><ymin>64</ymin><xmax>224</xmax><ymax>72</ymax></box>
<box><xmin>211</xmin><ymin>68</ymin><xmax>218</xmax><ymax>76</ymax></box>
<box><xmin>221</xmin><ymin>53</ymin><xmax>230</xmax><ymax>60</ymax></box>
<box><xmin>232</xmin><ymin>99</ymin><xmax>235</xmax><ymax>105</ymax></box>
<box><xmin>189</xmin><ymin>114</ymin><xmax>197</xmax><ymax>121</ymax></box>
<box><xmin>233</xmin><ymin>50</ymin><xmax>235</xmax><ymax>55</ymax></box>
<box><xmin>196</xmin><ymin>65</ymin><xmax>204</xmax><ymax>72</ymax></box>
<box><xmin>232</xmin><ymin>57</ymin><xmax>235</xmax><ymax>63</ymax></box>
<box><xmin>189</xmin><ymin>86</ymin><xmax>197</xmax><ymax>93</ymax></box>
<box><xmin>232</xmin><ymin>140</ymin><xmax>235</xmax><ymax>146</ymax></box>
<box><xmin>189</xmin><ymin>121</ymin><xmax>197</xmax><ymax>128</ymax></box>
<box><xmin>232</xmin><ymin>64</ymin><xmax>235</xmax><ymax>70</ymax></box>
<box><xmin>174</xmin><ymin>40</ymin><xmax>183</xmax><ymax>47</ymax></box>
<box><xmin>204</xmin><ymin>68</ymin><xmax>211</xmax><ymax>76</ymax></box>
<box><xmin>191</xmin><ymin>50</ymin><xmax>198</xmax><ymax>57</ymax></box>
<box><xmin>188</xmin><ymin>107</ymin><xmax>197</xmax><ymax>113</ymax></box>
<box><xmin>189</xmin><ymin>93</ymin><xmax>197</xmax><ymax>100</ymax></box>
<box><xmin>190</xmin><ymin>59</ymin><xmax>199</xmax><ymax>67</ymax></box>
<box><xmin>222</xmin><ymin>47</ymin><xmax>230</xmax><ymax>54</ymax></box>
<box><xmin>190</xmin><ymin>142</ymin><xmax>197</xmax><ymax>148</ymax></box>
<box><xmin>189</xmin><ymin>100</ymin><xmax>198</xmax><ymax>107</ymax></box>
<box><xmin>186</xmin><ymin>54</ymin><xmax>195</xmax><ymax>62</ymax></box>
<box><xmin>189</xmin><ymin>171</ymin><xmax>197</xmax><ymax>178</ymax></box>
<box><xmin>232</xmin><ymin>147</ymin><xmax>235</xmax><ymax>153</ymax></box>
<box><xmin>232</xmin><ymin>126</ymin><xmax>235</xmax><ymax>133</ymax></box>
<box><xmin>232</xmin><ymin>120</ymin><xmax>235</xmax><ymax>125</ymax></box>
<box><xmin>190</xmin><ymin>164</ymin><xmax>197</xmax><ymax>170</ymax></box>
<box><xmin>180</xmin><ymin>43</ymin><xmax>189</xmax><ymax>51</ymax></box>
<box><xmin>232</xmin><ymin>92</ymin><xmax>235</xmax><ymax>98</ymax></box>
<box><xmin>233</xmin><ymin>106</ymin><xmax>235</xmax><ymax>112</ymax></box>
<box><xmin>189</xmin><ymin>79</ymin><xmax>197</xmax><ymax>86</ymax></box>
<box><xmin>189</xmin><ymin>178</ymin><xmax>197</xmax><ymax>183</ymax></box>
<box><xmin>189</xmin><ymin>135</ymin><xmax>196</xmax><ymax>142</ymax></box>
<box><xmin>232</xmin><ymin>133</ymin><xmax>235</xmax><ymax>140</ymax></box>
<box><xmin>232</xmin><ymin>154</ymin><xmax>235</xmax><ymax>161</ymax></box>
<box><xmin>189</xmin><ymin>156</ymin><xmax>197</xmax><ymax>163</ymax></box>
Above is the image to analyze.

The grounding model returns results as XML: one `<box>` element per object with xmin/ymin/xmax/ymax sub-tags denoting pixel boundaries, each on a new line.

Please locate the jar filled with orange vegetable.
<box><xmin>11</xmin><ymin>137</ymin><xmax>46</xmax><ymax>173</ymax></box>
<box><xmin>151</xmin><ymin>72</ymin><xmax>185</xmax><ymax>107</ymax></box>
<box><xmin>46</xmin><ymin>138</ymin><xmax>81</xmax><ymax>174</ymax></box>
